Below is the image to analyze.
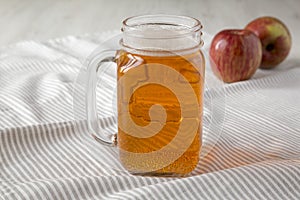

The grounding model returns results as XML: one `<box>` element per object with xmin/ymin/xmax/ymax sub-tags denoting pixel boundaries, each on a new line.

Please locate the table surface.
<box><xmin>0</xmin><ymin>0</ymin><xmax>299</xmax><ymax>59</ymax></box>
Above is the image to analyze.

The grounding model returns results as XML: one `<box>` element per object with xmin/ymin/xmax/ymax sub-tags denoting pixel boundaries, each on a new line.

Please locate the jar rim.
<box><xmin>122</xmin><ymin>14</ymin><xmax>202</xmax><ymax>39</ymax></box>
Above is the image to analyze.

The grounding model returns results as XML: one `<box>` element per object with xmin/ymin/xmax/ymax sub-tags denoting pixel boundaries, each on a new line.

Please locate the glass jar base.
<box><xmin>129</xmin><ymin>171</ymin><xmax>190</xmax><ymax>177</ymax></box>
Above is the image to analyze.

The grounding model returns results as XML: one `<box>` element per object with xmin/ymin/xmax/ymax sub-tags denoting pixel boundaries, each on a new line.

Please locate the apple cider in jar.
<box><xmin>117</xmin><ymin>49</ymin><xmax>204</xmax><ymax>175</ymax></box>
<box><xmin>116</xmin><ymin>15</ymin><xmax>205</xmax><ymax>175</ymax></box>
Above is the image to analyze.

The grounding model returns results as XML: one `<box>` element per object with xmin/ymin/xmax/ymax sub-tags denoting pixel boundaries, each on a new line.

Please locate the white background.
<box><xmin>0</xmin><ymin>0</ymin><xmax>299</xmax><ymax>60</ymax></box>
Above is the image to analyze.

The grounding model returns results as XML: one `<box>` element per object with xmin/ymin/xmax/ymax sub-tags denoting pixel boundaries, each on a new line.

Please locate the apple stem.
<box><xmin>266</xmin><ymin>43</ymin><xmax>275</xmax><ymax>51</ymax></box>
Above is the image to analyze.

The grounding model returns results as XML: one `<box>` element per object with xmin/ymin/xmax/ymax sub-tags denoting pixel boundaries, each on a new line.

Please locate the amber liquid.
<box><xmin>117</xmin><ymin>49</ymin><xmax>205</xmax><ymax>175</ymax></box>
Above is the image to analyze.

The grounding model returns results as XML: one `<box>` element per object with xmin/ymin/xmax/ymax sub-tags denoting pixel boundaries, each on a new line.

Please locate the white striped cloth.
<box><xmin>1</xmin><ymin>31</ymin><xmax>300</xmax><ymax>200</ymax></box>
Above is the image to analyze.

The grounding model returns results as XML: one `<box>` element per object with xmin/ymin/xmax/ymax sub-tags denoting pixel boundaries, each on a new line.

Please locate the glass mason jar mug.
<box><xmin>86</xmin><ymin>15</ymin><xmax>205</xmax><ymax>176</ymax></box>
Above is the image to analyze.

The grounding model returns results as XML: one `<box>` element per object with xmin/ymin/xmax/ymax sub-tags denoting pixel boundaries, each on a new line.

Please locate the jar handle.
<box><xmin>85</xmin><ymin>50</ymin><xmax>117</xmax><ymax>146</ymax></box>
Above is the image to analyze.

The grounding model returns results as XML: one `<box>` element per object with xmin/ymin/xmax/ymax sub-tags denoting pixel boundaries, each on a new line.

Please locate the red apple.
<box><xmin>245</xmin><ymin>16</ymin><xmax>292</xmax><ymax>69</ymax></box>
<box><xmin>209</xmin><ymin>29</ymin><xmax>262</xmax><ymax>83</ymax></box>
